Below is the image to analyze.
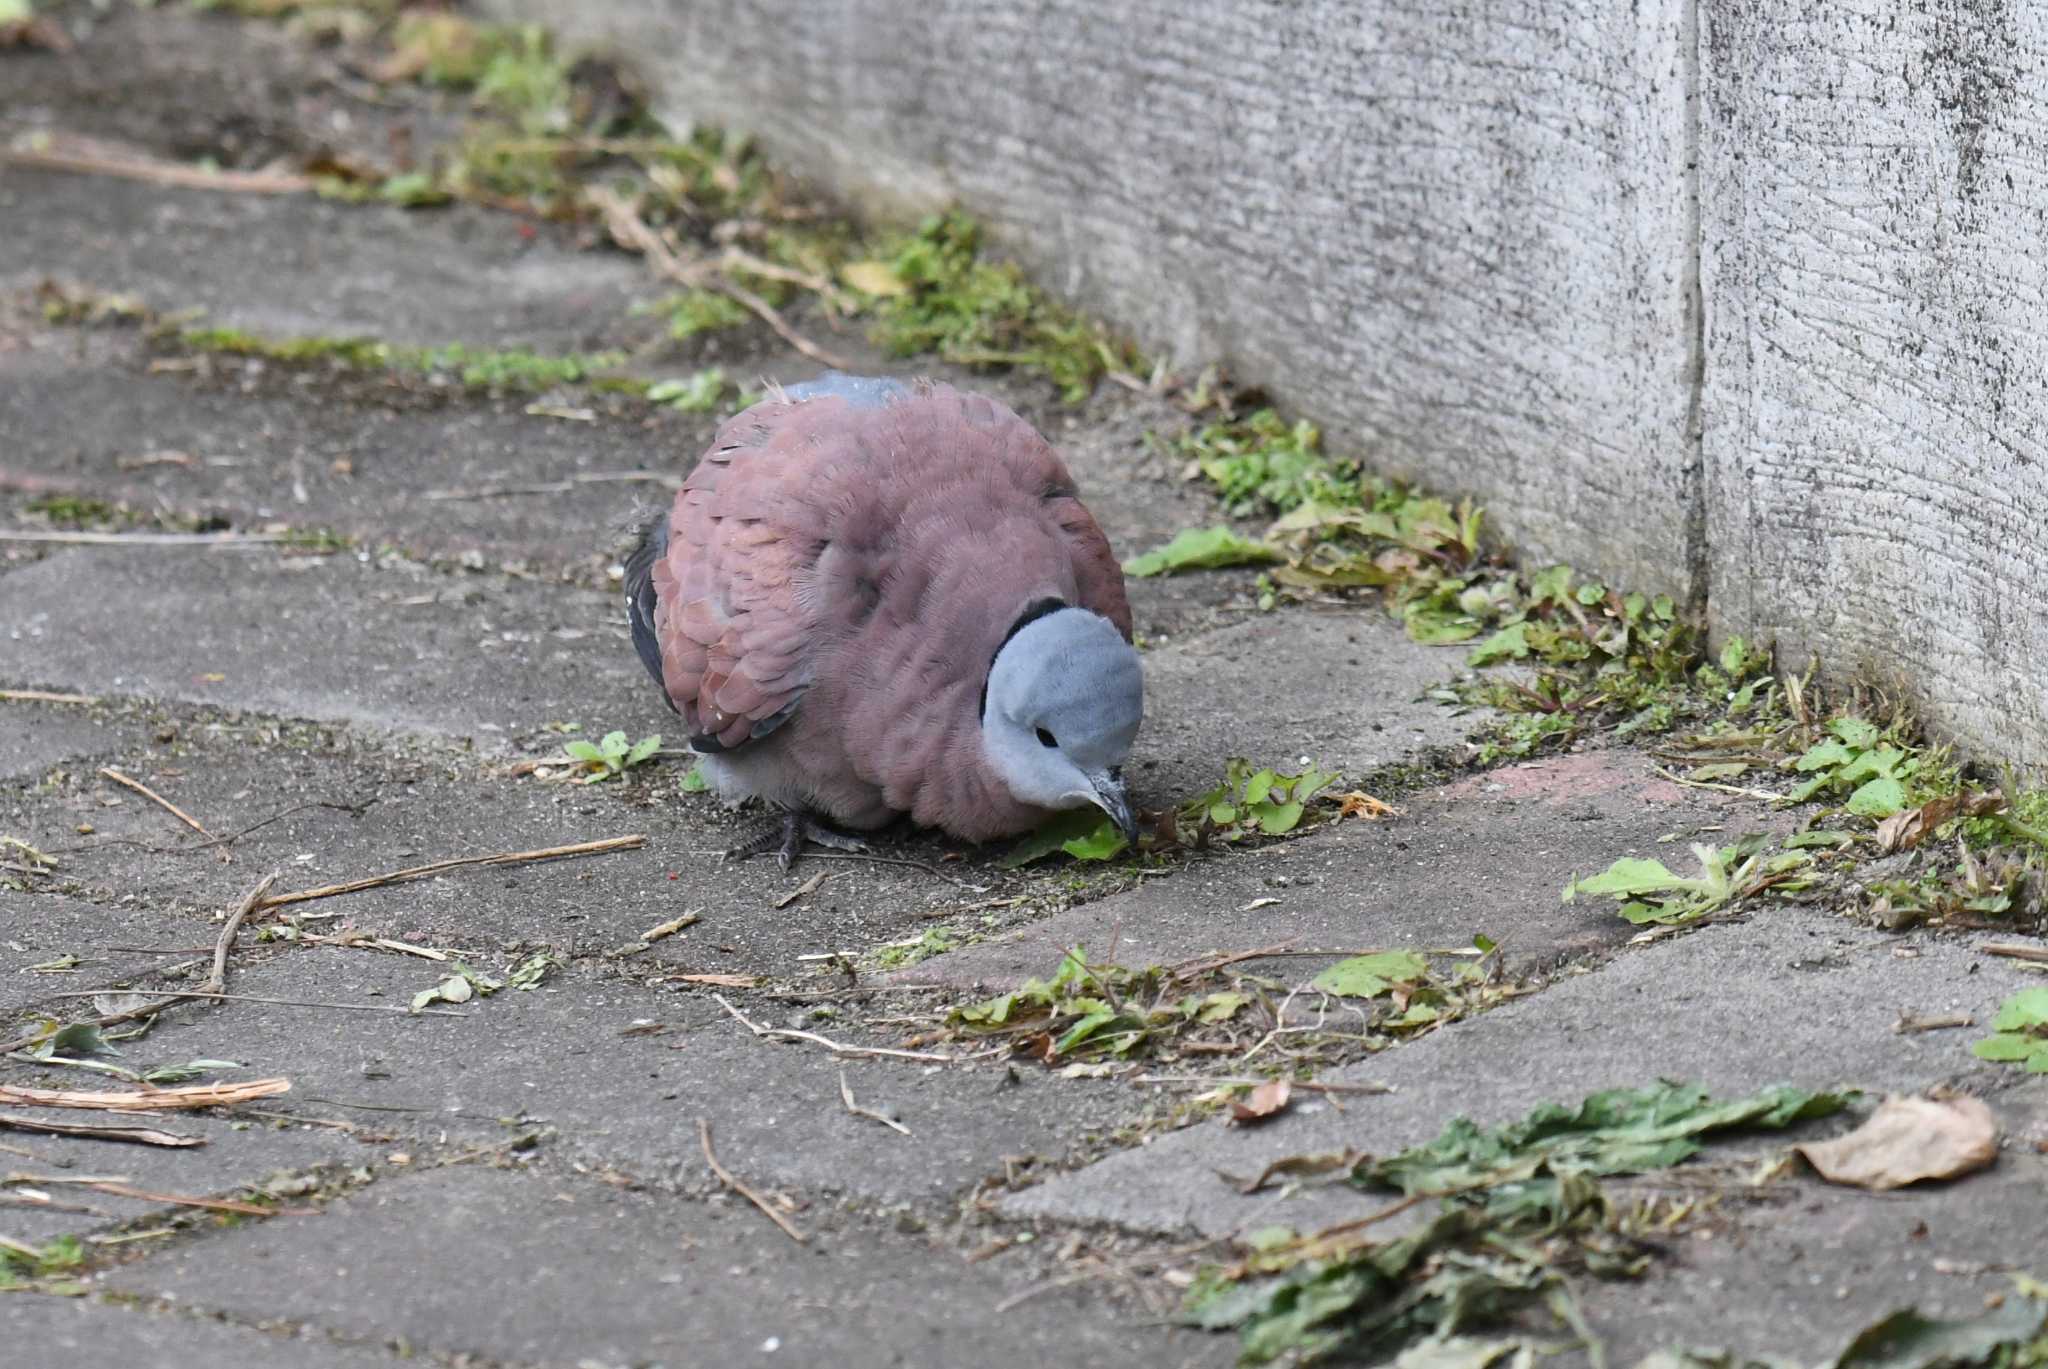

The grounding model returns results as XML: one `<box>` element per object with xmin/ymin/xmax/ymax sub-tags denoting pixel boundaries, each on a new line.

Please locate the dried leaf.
<box><xmin>1123</xmin><ymin>526</ymin><xmax>1281</xmax><ymax>578</ymax></box>
<box><xmin>840</xmin><ymin>259</ymin><xmax>907</xmax><ymax>296</ymax></box>
<box><xmin>0</xmin><ymin>1112</ymin><xmax>204</xmax><ymax>1147</ymax></box>
<box><xmin>1229</xmin><ymin>1080</ymin><xmax>1292</xmax><ymax>1125</ymax></box>
<box><xmin>1337</xmin><ymin>791</ymin><xmax>1397</xmax><ymax>821</ymax></box>
<box><xmin>1795</xmin><ymin>1095</ymin><xmax>1997</xmax><ymax>1191</ymax></box>
<box><xmin>1225</xmin><ymin>1148</ymin><xmax>1368</xmax><ymax>1194</ymax></box>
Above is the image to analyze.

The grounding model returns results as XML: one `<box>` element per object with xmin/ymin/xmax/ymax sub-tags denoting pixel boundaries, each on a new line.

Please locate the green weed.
<box><xmin>1186</xmin><ymin>1081</ymin><xmax>1850</xmax><ymax>1365</ymax></box>
<box><xmin>1974</xmin><ymin>988</ymin><xmax>2048</xmax><ymax>1073</ymax></box>
<box><xmin>561</xmin><ymin>729</ymin><xmax>661</xmax><ymax>782</ymax></box>
<box><xmin>172</xmin><ymin>326</ymin><xmax>627</xmax><ymax>392</ymax></box>
<box><xmin>865</xmin><ymin>211</ymin><xmax>1143</xmax><ymax>403</ymax></box>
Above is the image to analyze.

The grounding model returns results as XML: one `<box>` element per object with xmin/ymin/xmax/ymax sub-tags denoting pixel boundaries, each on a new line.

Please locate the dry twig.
<box><xmin>98</xmin><ymin>767</ymin><xmax>215</xmax><ymax>840</ymax></box>
<box><xmin>257</xmin><ymin>835</ymin><xmax>644</xmax><ymax>909</ymax></box>
<box><xmin>712</xmin><ymin>994</ymin><xmax>963</xmax><ymax>1064</ymax></box>
<box><xmin>640</xmin><ymin>910</ymin><xmax>702</xmax><ymax>943</ymax></box>
<box><xmin>0</xmin><ymin>1078</ymin><xmax>290</xmax><ymax>1112</ymax></box>
<box><xmin>1650</xmin><ymin>766</ymin><xmax>1788</xmax><ymax>803</ymax></box>
<box><xmin>198</xmin><ymin>871</ymin><xmax>279</xmax><ymax>1001</ymax></box>
<box><xmin>698</xmin><ymin>1118</ymin><xmax>806</xmax><ymax>1243</ymax></box>
<box><xmin>43</xmin><ymin>989</ymin><xmax>470</xmax><ymax>1019</ymax></box>
<box><xmin>0</xmin><ymin>689</ymin><xmax>99</xmax><ymax>705</ymax></box>
<box><xmin>1</xmin><ymin>133</ymin><xmax>312</xmax><ymax>194</ymax></box>
<box><xmin>837</xmin><ymin>1068</ymin><xmax>911</xmax><ymax>1136</ymax></box>
<box><xmin>76</xmin><ymin>1180</ymin><xmax>299</xmax><ymax>1216</ymax></box>
<box><xmin>1982</xmin><ymin>942</ymin><xmax>2048</xmax><ymax>965</ymax></box>
<box><xmin>587</xmin><ymin>185</ymin><xmax>854</xmax><ymax>370</ymax></box>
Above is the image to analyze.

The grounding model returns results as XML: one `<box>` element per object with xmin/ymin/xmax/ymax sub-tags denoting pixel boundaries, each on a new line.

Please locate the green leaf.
<box><xmin>1000</xmin><ymin>809</ymin><xmax>1126</xmax><ymax>867</ymax></box>
<box><xmin>1829</xmin><ymin>717</ymin><xmax>1882</xmax><ymax>750</ymax></box>
<box><xmin>1052</xmin><ymin>1007</ymin><xmax>1121</xmax><ymax>1055</ymax></box>
<box><xmin>1467</xmin><ymin>621</ymin><xmax>1534</xmax><ymax>667</ymax></box>
<box><xmin>1242</xmin><ymin>769</ymin><xmax>1275</xmax><ymax>805</ymax></box>
<box><xmin>598</xmin><ymin>730</ymin><xmax>629</xmax><ymax>757</ymax></box>
<box><xmin>647</xmin><ymin>367</ymin><xmax>730</xmax><ymax>412</ymax></box>
<box><xmin>141</xmin><ymin>1059</ymin><xmax>243</xmax><ymax>1084</ymax></box>
<box><xmin>679</xmin><ymin>764</ymin><xmax>710</xmax><ymax>793</ymax></box>
<box><xmin>1402</xmin><ymin>604</ymin><xmax>1482</xmax><ymax>645</ymax></box>
<box><xmin>1718</xmin><ymin>636</ymin><xmax>1750</xmax><ymax>675</ymax></box>
<box><xmin>1564</xmin><ymin>856</ymin><xmax>1687</xmax><ymax>901</ymax></box>
<box><xmin>1972</xmin><ymin>1034</ymin><xmax>2038</xmax><ymax>1063</ymax></box>
<box><xmin>46</xmin><ymin>1022</ymin><xmax>121</xmax><ymax>1059</ymax></box>
<box><xmin>1794</xmin><ymin>739</ymin><xmax>1856</xmax><ymax>772</ymax></box>
<box><xmin>1784</xmin><ymin>830</ymin><xmax>1855</xmax><ymax>849</ymax></box>
<box><xmin>1830</xmin><ymin>1297</ymin><xmax>2048</xmax><ymax>1369</ymax></box>
<box><xmin>1845</xmin><ymin>776</ymin><xmax>1908</xmax><ymax>818</ymax></box>
<box><xmin>1312</xmin><ymin>951</ymin><xmax>1429</xmax><ymax>998</ymax></box>
<box><xmin>625</xmin><ymin>734</ymin><xmax>662</xmax><ymax>766</ymax></box>
<box><xmin>507</xmin><ymin>952</ymin><xmax>559</xmax><ymax>990</ymax></box>
<box><xmin>1122</xmin><ymin>526</ymin><xmax>1280</xmax><ymax>577</ymax></box>
<box><xmin>1062</xmin><ymin>818</ymin><xmax>1130</xmax><ymax>862</ymax></box>
<box><xmin>1991</xmin><ymin>987</ymin><xmax>2048</xmax><ymax>1031</ymax></box>
<box><xmin>1253</xmin><ymin>799</ymin><xmax>1306</xmax><ymax>835</ymax></box>
<box><xmin>1196</xmin><ymin>992</ymin><xmax>1248</xmax><ymax>1023</ymax></box>
<box><xmin>1359</xmin><ymin>1080</ymin><xmax>1849</xmax><ymax>1196</ymax></box>
<box><xmin>562</xmin><ymin>740</ymin><xmax>605</xmax><ymax>763</ymax></box>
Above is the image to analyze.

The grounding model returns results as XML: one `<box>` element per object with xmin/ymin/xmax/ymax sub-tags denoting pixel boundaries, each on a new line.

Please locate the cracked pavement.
<box><xmin>3</xmin><ymin>6</ymin><xmax>2045</xmax><ymax>1366</ymax></box>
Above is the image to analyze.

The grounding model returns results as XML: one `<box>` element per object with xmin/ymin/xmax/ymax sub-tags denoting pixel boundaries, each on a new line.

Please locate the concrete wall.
<box><xmin>488</xmin><ymin>0</ymin><xmax>2048</xmax><ymax>768</ymax></box>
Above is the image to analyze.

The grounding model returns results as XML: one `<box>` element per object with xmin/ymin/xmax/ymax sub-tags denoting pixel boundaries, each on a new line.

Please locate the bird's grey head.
<box><xmin>981</xmin><ymin>604</ymin><xmax>1143</xmax><ymax>840</ymax></box>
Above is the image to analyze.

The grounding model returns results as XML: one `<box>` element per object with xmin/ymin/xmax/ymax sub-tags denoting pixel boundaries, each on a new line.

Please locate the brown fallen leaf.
<box><xmin>0</xmin><ymin>1112</ymin><xmax>204</xmax><ymax>1148</ymax></box>
<box><xmin>663</xmin><ymin>973</ymin><xmax>760</xmax><ymax>989</ymax></box>
<box><xmin>1875</xmin><ymin>793</ymin><xmax>2003</xmax><ymax>854</ymax></box>
<box><xmin>1229</xmin><ymin>1080</ymin><xmax>1292</xmax><ymax>1125</ymax></box>
<box><xmin>1795</xmin><ymin>1095</ymin><xmax>1998</xmax><ymax>1190</ymax></box>
<box><xmin>1337</xmin><ymin>792</ymin><xmax>1397</xmax><ymax>821</ymax></box>
<box><xmin>1222</xmin><ymin>1147</ymin><xmax>1368</xmax><ymax>1195</ymax></box>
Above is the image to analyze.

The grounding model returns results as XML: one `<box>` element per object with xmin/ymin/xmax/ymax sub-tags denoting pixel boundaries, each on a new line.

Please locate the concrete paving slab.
<box><xmin>0</xmin><ymin>1108</ymin><xmax>368</xmax><ymax>1246</ymax></box>
<box><xmin>0</xmin><ymin>546</ymin><xmax>650</xmax><ymax>741</ymax></box>
<box><xmin>5</xmin><ymin>1296</ymin><xmax>402</xmax><ymax>1369</ymax></box>
<box><xmin>0</xmin><ymin>339</ymin><xmax>712</xmax><ymax>574</ymax></box>
<box><xmin>0</xmin><ymin>728</ymin><xmax>1028</xmax><ymax>977</ymax></box>
<box><xmin>0</xmin><ymin>170</ymin><xmax>657</xmax><ymax>356</ymax></box>
<box><xmin>3</xmin><ymin>0</ymin><xmax>454</xmax><ymax>180</ymax></box>
<box><xmin>1574</xmin><ymin>1127</ymin><xmax>2048</xmax><ymax>1366</ymax></box>
<box><xmin>1135</xmin><ymin>609</ymin><xmax>1476</xmax><ymax>802</ymax></box>
<box><xmin>103</xmin><ymin>1163</ymin><xmax>1231</xmax><ymax>1368</ymax></box>
<box><xmin>0</xmin><ymin>701</ymin><xmax>142</xmax><ymax>781</ymax></box>
<box><xmin>13</xmin><ymin>946</ymin><xmax>1160</xmax><ymax>1211</ymax></box>
<box><xmin>1002</xmin><ymin>912</ymin><xmax>2048</xmax><ymax>1237</ymax></box>
<box><xmin>906</xmin><ymin>747</ymin><xmax>1764</xmax><ymax>990</ymax></box>
<box><xmin>3</xmin><ymin>887</ymin><xmax>244</xmax><ymax>1014</ymax></box>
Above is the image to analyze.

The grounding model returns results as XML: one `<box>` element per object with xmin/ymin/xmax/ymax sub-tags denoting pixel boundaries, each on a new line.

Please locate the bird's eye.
<box><xmin>1035</xmin><ymin>727</ymin><xmax>1058</xmax><ymax>748</ymax></box>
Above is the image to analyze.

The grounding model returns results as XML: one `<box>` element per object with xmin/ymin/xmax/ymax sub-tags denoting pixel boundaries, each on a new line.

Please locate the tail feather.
<box><xmin>623</xmin><ymin>516</ymin><xmax>676</xmax><ymax>711</ymax></box>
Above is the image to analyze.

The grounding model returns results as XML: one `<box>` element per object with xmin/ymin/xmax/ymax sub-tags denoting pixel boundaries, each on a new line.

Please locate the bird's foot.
<box><xmin>722</xmin><ymin>810</ymin><xmax>870</xmax><ymax>870</ymax></box>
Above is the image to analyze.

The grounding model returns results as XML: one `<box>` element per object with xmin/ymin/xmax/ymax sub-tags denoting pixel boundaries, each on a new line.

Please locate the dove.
<box><xmin>625</xmin><ymin>374</ymin><xmax>1143</xmax><ymax>866</ymax></box>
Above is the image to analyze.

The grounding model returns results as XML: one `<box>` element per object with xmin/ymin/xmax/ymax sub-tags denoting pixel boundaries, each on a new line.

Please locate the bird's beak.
<box><xmin>1087</xmin><ymin>770</ymin><xmax>1138</xmax><ymax>844</ymax></box>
